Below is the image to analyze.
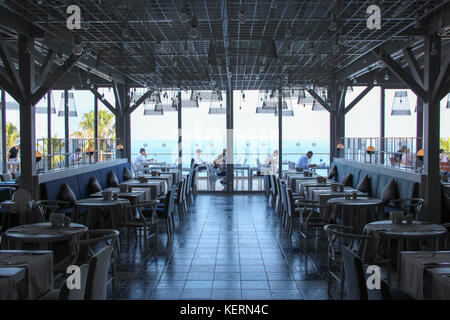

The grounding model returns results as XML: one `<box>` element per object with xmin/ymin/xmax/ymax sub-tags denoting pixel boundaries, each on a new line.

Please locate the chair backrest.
<box><xmin>12</xmin><ymin>189</ymin><xmax>31</xmax><ymax>211</ymax></box>
<box><xmin>286</xmin><ymin>188</ymin><xmax>296</xmax><ymax>218</ymax></box>
<box><xmin>168</xmin><ymin>186</ymin><xmax>176</xmax><ymax>215</ymax></box>
<box><xmin>85</xmin><ymin>246</ymin><xmax>113</xmax><ymax>300</ymax></box>
<box><xmin>183</xmin><ymin>175</ymin><xmax>189</xmax><ymax>199</ymax></box>
<box><xmin>323</xmin><ymin>224</ymin><xmax>372</xmax><ymax>260</ymax></box>
<box><xmin>279</xmin><ymin>180</ymin><xmax>287</xmax><ymax>209</ymax></box>
<box><xmin>59</xmin><ymin>264</ymin><xmax>89</xmax><ymax>300</ymax></box>
<box><xmin>176</xmin><ymin>179</ymin><xmax>184</xmax><ymax>203</ymax></box>
<box><xmin>341</xmin><ymin>245</ymin><xmax>368</xmax><ymax>300</ymax></box>
<box><xmin>256</xmin><ymin>158</ymin><xmax>261</xmax><ymax>168</ymax></box>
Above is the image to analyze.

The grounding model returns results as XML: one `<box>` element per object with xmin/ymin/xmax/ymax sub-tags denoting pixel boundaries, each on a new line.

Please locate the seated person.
<box><xmin>390</xmin><ymin>146</ymin><xmax>406</xmax><ymax>165</ymax></box>
<box><xmin>194</xmin><ymin>149</ymin><xmax>206</xmax><ymax>171</ymax></box>
<box><xmin>214</xmin><ymin>149</ymin><xmax>227</xmax><ymax>187</ymax></box>
<box><xmin>134</xmin><ymin>148</ymin><xmax>155</xmax><ymax>173</ymax></box>
<box><xmin>266</xmin><ymin>150</ymin><xmax>279</xmax><ymax>174</ymax></box>
<box><xmin>296</xmin><ymin>151</ymin><xmax>316</xmax><ymax>171</ymax></box>
<box><xmin>8</xmin><ymin>144</ymin><xmax>20</xmax><ymax>173</ymax></box>
<box><xmin>70</xmin><ymin>148</ymin><xmax>82</xmax><ymax>166</ymax></box>
<box><xmin>440</xmin><ymin>149</ymin><xmax>449</xmax><ymax>162</ymax></box>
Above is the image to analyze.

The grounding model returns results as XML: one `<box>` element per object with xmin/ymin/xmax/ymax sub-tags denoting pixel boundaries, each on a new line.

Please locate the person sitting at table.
<box><xmin>194</xmin><ymin>149</ymin><xmax>206</xmax><ymax>171</ymax></box>
<box><xmin>8</xmin><ymin>144</ymin><xmax>20</xmax><ymax>173</ymax></box>
<box><xmin>214</xmin><ymin>149</ymin><xmax>227</xmax><ymax>187</ymax></box>
<box><xmin>70</xmin><ymin>148</ymin><xmax>82</xmax><ymax>166</ymax></box>
<box><xmin>296</xmin><ymin>151</ymin><xmax>316</xmax><ymax>171</ymax></box>
<box><xmin>134</xmin><ymin>148</ymin><xmax>147</xmax><ymax>167</ymax></box>
<box><xmin>266</xmin><ymin>150</ymin><xmax>279</xmax><ymax>175</ymax></box>
<box><xmin>440</xmin><ymin>149</ymin><xmax>449</xmax><ymax>162</ymax></box>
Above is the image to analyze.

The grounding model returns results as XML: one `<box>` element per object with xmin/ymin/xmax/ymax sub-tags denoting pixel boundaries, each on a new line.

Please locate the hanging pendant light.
<box><xmin>208</xmin><ymin>90</ymin><xmax>226</xmax><ymax>114</ymax></box>
<box><xmin>391</xmin><ymin>90</ymin><xmax>411</xmax><ymax>116</ymax></box>
<box><xmin>36</xmin><ymin>92</ymin><xmax>57</xmax><ymax>114</ymax></box>
<box><xmin>179</xmin><ymin>90</ymin><xmax>199</xmax><ymax>108</ymax></box>
<box><xmin>155</xmin><ymin>91</ymin><xmax>178</xmax><ymax>112</ymax></box>
<box><xmin>58</xmin><ymin>92</ymin><xmax>78</xmax><ymax>117</ymax></box>
<box><xmin>143</xmin><ymin>99</ymin><xmax>163</xmax><ymax>115</ymax></box>
<box><xmin>256</xmin><ymin>90</ymin><xmax>276</xmax><ymax>114</ymax></box>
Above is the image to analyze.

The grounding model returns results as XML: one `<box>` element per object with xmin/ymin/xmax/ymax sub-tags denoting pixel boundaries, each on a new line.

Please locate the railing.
<box><xmin>130</xmin><ymin>152</ymin><xmax>331</xmax><ymax>168</ymax></box>
<box><xmin>35</xmin><ymin>138</ymin><xmax>119</xmax><ymax>174</ymax></box>
<box><xmin>341</xmin><ymin>137</ymin><xmax>424</xmax><ymax>172</ymax></box>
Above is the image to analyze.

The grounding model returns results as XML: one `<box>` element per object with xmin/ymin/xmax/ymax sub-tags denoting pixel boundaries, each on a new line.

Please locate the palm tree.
<box><xmin>71</xmin><ymin>110</ymin><xmax>116</xmax><ymax>161</ymax></box>
<box><xmin>440</xmin><ymin>138</ymin><xmax>450</xmax><ymax>152</ymax></box>
<box><xmin>71</xmin><ymin>110</ymin><xmax>115</xmax><ymax>139</ymax></box>
<box><xmin>6</xmin><ymin>122</ymin><xmax>19</xmax><ymax>153</ymax></box>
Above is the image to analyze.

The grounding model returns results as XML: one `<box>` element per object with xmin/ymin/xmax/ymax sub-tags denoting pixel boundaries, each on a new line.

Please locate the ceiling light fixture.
<box><xmin>384</xmin><ymin>70</ymin><xmax>390</xmax><ymax>80</ymax></box>
<box><xmin>239</xmin><ymin>5</ymin><xmax>245</xmax><ymax>24</ymax></box>
<box><xmin>180</xmin><ymin>3</ymin><xmax>189</xmax><ymax>24</ymax></box>
<box><xmin>73</xmin><ymin>44</ymin><xmax>84</xmax><ymax>56</ymax></box>
<box><xmin>271</xmin><ymin>1</ymin><xmax>278</xmax><ymax>9</ymax></box>
<box><xmin>54</xmin><ymin>53</ymin><xmax>65</xmax><ymax>66</ymax></box>
<box><xmin>189</xmin><ymin>15</ymin><xmax>199</xmax><ymax>39</ymax></box>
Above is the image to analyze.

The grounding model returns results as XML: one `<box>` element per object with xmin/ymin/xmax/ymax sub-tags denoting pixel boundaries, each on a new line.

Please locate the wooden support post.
<box><xmin>380</xmin><ymin>86</ymin><xmax>385</xmax><ymax>164</ymax></box>
<box><xmin>18</xmin><ymin>36</ymin><xmax>36</xmax><ymax>196</ymax></box>
<box><xmin>423</xmin><ymin>33</ymin><xmax>442</xmax><ymax>223</ymax></box>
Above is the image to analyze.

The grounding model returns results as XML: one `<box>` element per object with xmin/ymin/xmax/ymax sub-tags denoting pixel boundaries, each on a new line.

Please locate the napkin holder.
<box><xmin>137</xmin><ymin>177</ymin><xmax>148</xmax><ymax>183</ymax></box>
<box><xmin>119</xmin><ymin>185</ymin><xmax>128</xmax><ymax>193</ymax></box>
<box><xmin>63</xmin><ymin>216</ymin><xmax>71</xmax><ymax>227</ymax></box>
<box><xmin>330</xmin><ymin>183</ymin><xmax>339</xmax><ymax>192</ymax></box>
<box><xmin>102</xmin><ymin>190</ymin><xmax>112</xmax><ymax>200</ymax></box>
<box><xmin>303</xmin><ymin>171</ymin><xmax>312</xmax><ymax>177</ymax></box>
<box><xmin>351</xmin><ymin>191</ymin><xmax>358</xmax><ymax>200</ymax></box>
<box><xmin>50</xmin><ymin>213</ymin><xmax>65</xmax><ymax>227</ymax></box>
<box><xmin>316</xmin><ymin>176</ymin><xmax>326</xmax><ymax>184</ymax></box>
<box><xmin>390</xmin><ymin>211</ymin><xmax>404</xmax><ymax>225</ymax></box>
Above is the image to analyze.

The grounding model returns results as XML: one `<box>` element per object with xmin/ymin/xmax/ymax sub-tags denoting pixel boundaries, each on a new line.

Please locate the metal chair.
<box><xmin>295</xmin><ymin>199</ymin><xmax>329</xmax><ymax>255</ymax></box>
<box><xmin>69</xmin><ymin>229</ymin><xmax>120</xmax><ymax>299</ymax></box>
<box><xmin>119</xmin><ymin>200</ymin><xmax>159</xmax><ymax>248</ymax></box>
<box><xmin>388</xmin><ymin>198</ymin><xmax>425</xmax><ymax>220</ymax></box>
<box><xmin>40</xmin><ymin>264</ymin><xmax>90</xmax><ymax>300</ymax></box>
<box><xmin>206</xmin><ymin>163</ymin><xmax>222</xmax><ymax>191</ymax></box>
<box><xmin>324</xmin><ymin>224</ymin><xmax>391</xmax><ymax>300</ymax></box>
<box><xmin>34</xmin><ymin>200</ymin><xmax>70</xmax><ymax>221</ymax></box>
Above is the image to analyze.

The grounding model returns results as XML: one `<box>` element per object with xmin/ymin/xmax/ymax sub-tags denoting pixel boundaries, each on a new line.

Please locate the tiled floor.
<box><xmin>112</xmin><ymin>194</ymin><xmax>332</xmax><ymax>300</ymax></box>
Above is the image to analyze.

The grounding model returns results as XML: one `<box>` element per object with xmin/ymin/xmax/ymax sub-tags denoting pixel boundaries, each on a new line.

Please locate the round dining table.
<box><xmin>4</xmin><ymin>222</ymin><xmax>88</xmax><ymax>250</ymax></box>
<box><xmin>327</xmin><ymin>197</ymin><xmax>383</xmax><ymax>234</ymax></box>
<box><xmin>75</xmin><ymin>198</ymin><xmax>129</xmax><ymax>229</ymax></box>
<box><xmin>358</xmin><ymin>220</ymin><xmax>448</xmax><ymax>287</ymax></box>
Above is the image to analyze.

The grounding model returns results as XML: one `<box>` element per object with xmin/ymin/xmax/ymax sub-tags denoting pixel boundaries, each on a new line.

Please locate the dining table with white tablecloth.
<box><xmin>119</xmin><ymin>179</ymin><xmax>164</xmax><ymax>199</ymax></box>
<box><xmin>0</xmin><ymin>250</ymin><xmax>53</xmax><ymax>300</ymax></box>
<box><xmin>400</xmin><ymin>251</ymin><xmax>450</xmax><ymax>300</ymax></box>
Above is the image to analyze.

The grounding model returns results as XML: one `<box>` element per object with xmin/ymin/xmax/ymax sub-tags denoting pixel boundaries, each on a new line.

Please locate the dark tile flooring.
<box><xmin>111</xmin><ymin>195</ymin><xmax>333</xmax><ymax>300</ymax></box>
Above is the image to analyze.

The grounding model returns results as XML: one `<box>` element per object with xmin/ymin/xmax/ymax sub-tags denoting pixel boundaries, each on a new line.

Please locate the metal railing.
<box><xmin>341</xmin><ymin>137</ymin><xmax>424</xmax><ymax>172</ymax></box>
<box><xmin>36</xmin><ymin>138</ymin><xmax>119</xmax><ymax>174</ymax></box>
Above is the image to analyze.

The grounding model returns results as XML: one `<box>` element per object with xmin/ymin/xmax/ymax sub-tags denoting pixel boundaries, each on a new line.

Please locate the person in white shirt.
<box><xmin>134</xmin><ymin>148</ymin><xmax>147</xmax><ymax>167</ymax></box>
<box><xmin>194</xmin><ymin>149</ymin><xmax>205</xmax><ymax>165</ymax></box>
<box><xmin>194</xmin><ymin>149</ymin><xmax>206</xmax><ymax>171</ymax></box>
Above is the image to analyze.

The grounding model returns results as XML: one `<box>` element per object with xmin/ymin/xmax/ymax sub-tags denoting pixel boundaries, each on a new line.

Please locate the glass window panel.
<box><xmin>183</xmin><ymin>90</ymin><xmax>226</xmax><ymax>191</ymax></box>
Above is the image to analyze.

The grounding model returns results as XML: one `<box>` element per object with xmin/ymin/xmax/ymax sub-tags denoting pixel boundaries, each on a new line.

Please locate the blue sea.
<box><xmin>131</xmin><ymin>139</ymin><xmax>330</xmax><ymax>167</ymax></box>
